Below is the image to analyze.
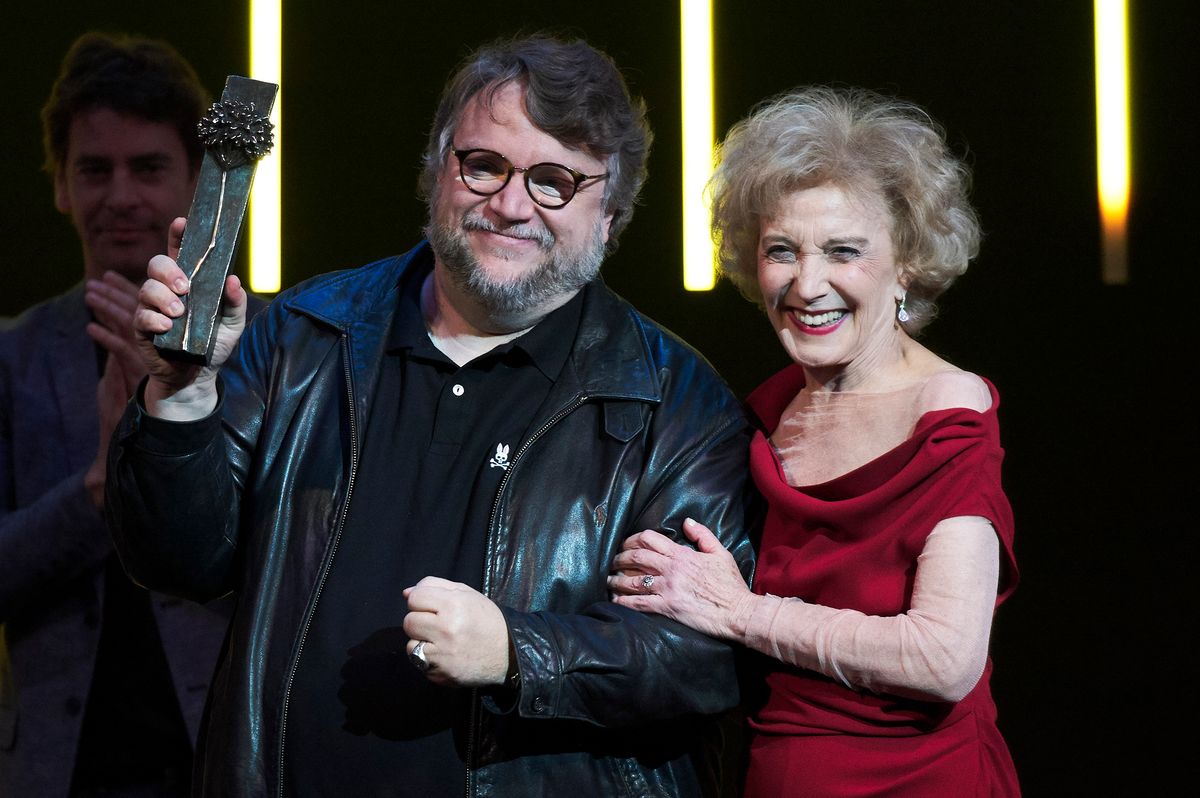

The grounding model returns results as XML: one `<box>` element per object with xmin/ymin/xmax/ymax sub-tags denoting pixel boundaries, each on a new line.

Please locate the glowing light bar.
<box><xmin>681</xmin><ymin>0</ymin><xmax>716</xmax><ymax>291</ymax></box>
<box><xmin>1095</xmin><ymin>0</ymin><xmax>1129</xmax><ymax>284</ymax></box>
<box><xmin>249</xmin><ymin>0</ymin><xmax>282</xmax><ymax>293</ymax></box>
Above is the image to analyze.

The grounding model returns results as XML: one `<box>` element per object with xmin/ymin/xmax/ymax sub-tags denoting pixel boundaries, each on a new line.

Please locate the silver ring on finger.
<box><xmin>641</xmin><ymin>574</ymin><xmax>655</xmax><ymax>591</ymax></box>
<box><xmin>409</xmin><ymin>640</ymin><xmax>431</xmax><ymax>673</ymax></box>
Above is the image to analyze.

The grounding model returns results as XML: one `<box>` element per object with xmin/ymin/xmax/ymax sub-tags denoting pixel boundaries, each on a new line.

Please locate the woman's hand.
<box><xmin>608</xmin><ymin>518</ymin><xmax>753</xmax><ymax>641</ymax></box>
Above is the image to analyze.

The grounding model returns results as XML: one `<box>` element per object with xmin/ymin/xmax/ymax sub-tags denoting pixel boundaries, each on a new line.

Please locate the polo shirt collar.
<box><xmin>387</xmin><ymin>264</ymin><xmax>584</xmax><ymax>383</ymax></box>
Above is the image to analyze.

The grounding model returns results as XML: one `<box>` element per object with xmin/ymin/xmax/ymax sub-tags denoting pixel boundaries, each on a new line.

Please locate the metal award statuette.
<box><xmin>154</xmin><ymin>76</ymin><xmax>278</xmax><ymax>364</ymax></box>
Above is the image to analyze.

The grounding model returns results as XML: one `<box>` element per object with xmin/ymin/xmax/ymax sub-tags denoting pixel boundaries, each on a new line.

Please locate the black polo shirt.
<box><xmin>285</xmin><ymin>257</ymin><xmax>582</xmax><ymax>797</ymax></box>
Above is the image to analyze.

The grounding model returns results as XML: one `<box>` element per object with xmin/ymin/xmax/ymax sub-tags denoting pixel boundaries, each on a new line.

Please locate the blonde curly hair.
<box><xmin>709</xmin><ymin>86</ymin><xmax>980</xmax><ymax>332</ymax></box>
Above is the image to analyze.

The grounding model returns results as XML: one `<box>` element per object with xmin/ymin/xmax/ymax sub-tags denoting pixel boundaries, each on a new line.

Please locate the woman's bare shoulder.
<box><xmin>916</xmin><ymin>368</ymin><xmax>992</xmax><ymax>414</ymax></box>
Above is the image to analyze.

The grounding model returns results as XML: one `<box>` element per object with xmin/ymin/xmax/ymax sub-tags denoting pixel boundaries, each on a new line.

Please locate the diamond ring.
<box><xmin>641</xmin><ymin>575</ymin><xmax>655</xmax><ymax>590</ymax></box>
<box><xmin>409</xmin><ymin>640</ymin><xmax>430</xmax><ymax>673</ymax></box>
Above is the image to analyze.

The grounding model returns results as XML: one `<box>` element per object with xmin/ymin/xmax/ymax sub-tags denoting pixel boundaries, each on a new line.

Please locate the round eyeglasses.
<box><xmin>452</xmin><ymin>148</ymin><xmax>608</xmax><ymax>209</ymax></box>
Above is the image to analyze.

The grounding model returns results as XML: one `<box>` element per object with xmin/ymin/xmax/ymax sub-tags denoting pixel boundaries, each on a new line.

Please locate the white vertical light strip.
<box><xmin>249</xmin><ymin>0</ymin><xmax>282</xmax><ymax>293</ymax></box>
<box><xmin>1095</xmin><ymin>0</ymin><xmax>1130</xmax><ymax>285</ymax></box>
<box><xmin>681</xmin><ymin>0</ymin><xmax>716</xmax><ymax>291</ymax></box>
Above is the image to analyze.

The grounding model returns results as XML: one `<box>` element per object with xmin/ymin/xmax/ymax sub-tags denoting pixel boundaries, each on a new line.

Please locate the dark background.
<box><xmin>3</xmin><ymin>2</ymin><xmax>1194</xmax><ymax>794</ymax></box>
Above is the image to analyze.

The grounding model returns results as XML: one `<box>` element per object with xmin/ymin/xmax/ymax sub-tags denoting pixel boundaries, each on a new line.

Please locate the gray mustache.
<box><xmin>462</xmin><ymin>214</ymin><xmax>554</xmax><ymax>250</ymax></box>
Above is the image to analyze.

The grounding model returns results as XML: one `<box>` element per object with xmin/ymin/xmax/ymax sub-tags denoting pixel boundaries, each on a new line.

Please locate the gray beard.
<box><xmin>426</xmin><ymin>209</ymin><xmax>605</xmax><ymax>320</ymax></box>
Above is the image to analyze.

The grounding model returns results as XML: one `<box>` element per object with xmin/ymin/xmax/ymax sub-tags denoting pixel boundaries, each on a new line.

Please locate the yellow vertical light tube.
<box><xmin>681</xmin><ymin>0</ymin><xmax>716</xmax><ymax>291</ymax></box>
<box><xmin>249</xmin><ymin>0</ymin><xmax>282</xmax><ymax>293</ymax></box>
<box><xmin>1095</xmin><ymin>0</ymin><xmax>1130</xmax><ymax>285</ymax></box>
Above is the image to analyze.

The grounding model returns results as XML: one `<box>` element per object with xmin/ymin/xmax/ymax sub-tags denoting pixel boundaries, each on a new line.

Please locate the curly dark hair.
<box><xmin>419</xmin><ymin>34</ymin><xmax>652</xmax><ymax>255</ymax></box>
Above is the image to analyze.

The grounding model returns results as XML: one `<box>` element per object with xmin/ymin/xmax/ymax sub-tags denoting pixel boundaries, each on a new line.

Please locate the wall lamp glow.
<box><xmin>1094</xmin><ymin>0</ymin><xmax>1130</xmax><ymax>285</ymax></box>
<box><xmin>681</xmin><ymin>0</ymin><xmax>716</xmax><ymax>291</ymax></box>
<box><xmin>249</xmin><ymin>0</ymin><xmax>282</xmax><ymax>294</ymax></box>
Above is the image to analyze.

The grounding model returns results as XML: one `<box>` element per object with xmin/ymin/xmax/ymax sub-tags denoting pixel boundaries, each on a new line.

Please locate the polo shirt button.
<box><xmin>452</xmin><ymin>384</ymin><xmax>465</xmax><ymax>396</ymax></box>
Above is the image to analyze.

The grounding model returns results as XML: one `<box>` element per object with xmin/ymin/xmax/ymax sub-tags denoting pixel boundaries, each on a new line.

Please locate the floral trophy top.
<box><xmin>153</xmin><ymin>77</ymin><xmax>278</xmax><ymax>365</ymax></box>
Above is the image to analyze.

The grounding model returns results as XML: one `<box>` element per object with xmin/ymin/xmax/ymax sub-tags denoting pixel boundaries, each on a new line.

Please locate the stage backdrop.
<box><xmin>3</xmin><ymin>2</ymin><xmax>1193</xmax><ymax>794</ymax></box>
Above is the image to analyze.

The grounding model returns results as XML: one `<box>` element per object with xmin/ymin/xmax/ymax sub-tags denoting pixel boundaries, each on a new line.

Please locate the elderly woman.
<box><xmin>609</xmin><ymin>87</ymin><xmax>1020</xmax><ymax>796</ymax></box>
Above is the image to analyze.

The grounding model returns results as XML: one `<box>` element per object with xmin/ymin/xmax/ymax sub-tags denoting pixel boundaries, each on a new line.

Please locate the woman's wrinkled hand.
<box><xmin>608</xmin><ymin>518</ymin><xmax>753</xmax><ymax>641</ymax></box>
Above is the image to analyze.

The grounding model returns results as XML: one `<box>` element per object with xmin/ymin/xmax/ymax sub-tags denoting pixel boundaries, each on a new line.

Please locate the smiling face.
<box><xmin>426</xmin><ymin>82</ymin><xmax>613</xmax><ymax>331</ymax></box>
<box><xmin>758</xmin><ymin>183</ymin><xmax>907</xmax><ymax>388</ymax></box>
<box><xmin>54</xmin><ymin>107</ymin><xmax>196</xmax><ymax>282</ymax></box>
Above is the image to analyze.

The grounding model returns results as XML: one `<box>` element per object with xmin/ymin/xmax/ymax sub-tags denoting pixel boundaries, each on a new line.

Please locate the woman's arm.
<box><xmin>737</xmin><ymin>517</ymin><xmax>998</xmax><ymax>701</ymax></box>
<box><xmin>611</xmin><ymin>516</ymin><xmax>999</xmax><ymax>703</ymax></box>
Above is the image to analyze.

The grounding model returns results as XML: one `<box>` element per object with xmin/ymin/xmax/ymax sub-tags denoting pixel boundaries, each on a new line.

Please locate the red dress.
<box><xmin>743</xmin><ymin>365</ymin><xmax>1020</xmax><ymax>797</ymax></box>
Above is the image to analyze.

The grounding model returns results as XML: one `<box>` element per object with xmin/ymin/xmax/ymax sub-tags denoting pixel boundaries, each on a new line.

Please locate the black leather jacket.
<box><xmin>109</xmin><ymin>243</ymin><xmax>756</xmax><ymax>797</ymax></box>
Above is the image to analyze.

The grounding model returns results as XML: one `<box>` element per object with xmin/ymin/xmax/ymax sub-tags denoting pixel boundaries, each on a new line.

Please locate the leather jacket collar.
<box><xmin>279</xmin><ymin>240</ymin><xmax>666</xmax><ymax>407</ymax></box>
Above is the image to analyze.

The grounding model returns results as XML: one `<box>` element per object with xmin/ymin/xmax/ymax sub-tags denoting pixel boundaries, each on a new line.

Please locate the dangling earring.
<box><xmin>896</xmin><ymin>293</ymin><xmax>911</xmax><ymax>324</ymax></box>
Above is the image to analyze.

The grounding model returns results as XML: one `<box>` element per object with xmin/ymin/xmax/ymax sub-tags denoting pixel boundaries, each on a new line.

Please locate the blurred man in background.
<box><xmin>1</xmin><ymin>31</ymin><xmax>231</xmax><ymax>798</ymax></box>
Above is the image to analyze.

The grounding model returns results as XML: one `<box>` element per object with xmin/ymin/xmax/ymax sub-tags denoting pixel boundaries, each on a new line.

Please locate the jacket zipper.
<box><xmin>276</xmin><ymin>332</ymin><xmax>360</xmax><ymax>797</ymax></box>
<box><xmin>466</xmin><ymin>396</ymin><xmax>587</xmax><ymax>797</ymax></box>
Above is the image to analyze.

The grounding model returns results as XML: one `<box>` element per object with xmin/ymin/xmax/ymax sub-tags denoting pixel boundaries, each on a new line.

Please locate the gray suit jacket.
<box><xmin>0</xmin><ymin>284</ymin><xmax>230</xmax><ymax>798</ymax></box>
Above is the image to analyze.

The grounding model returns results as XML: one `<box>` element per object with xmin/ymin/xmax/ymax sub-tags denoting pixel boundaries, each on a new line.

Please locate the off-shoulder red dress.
<box><xmin>742</xmin><ymin>365</ymin><xmax>1020</xmax><ymax>797</ymax></box>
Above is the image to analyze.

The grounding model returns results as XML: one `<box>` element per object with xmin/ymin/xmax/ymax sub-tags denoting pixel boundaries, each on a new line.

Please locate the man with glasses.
<box><xmin>108</xmin><ymin>34</ymin><xmax>755</xmax><ymax>796</ymax></box>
